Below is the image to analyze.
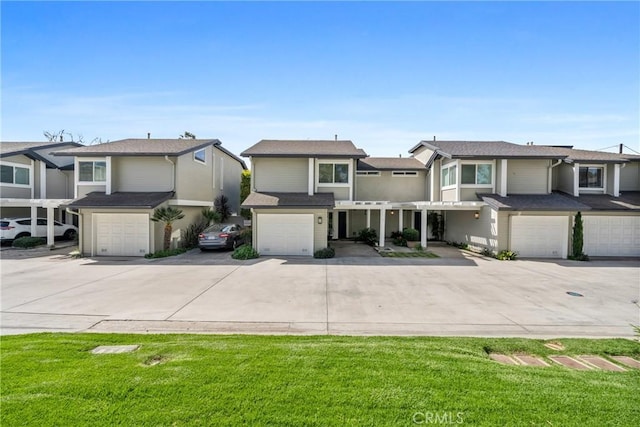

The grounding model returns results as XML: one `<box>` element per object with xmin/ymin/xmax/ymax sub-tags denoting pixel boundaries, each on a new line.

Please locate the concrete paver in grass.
<box><xmin>513</xmin><ymin>354</ymin><xmax>549</xmax><ymax>367</ymax></box>
<box><xmin>548</xmin><ymin>355</ymin><xmax>593</xmax><ymax>370</ymax></box>
<box><xmin>610</xmin><ymin>356</ymin><xmax>640</xmax><ymax>369</ymax></box>
<box><xmin>577</xmin><ymin>355</ymin><xmax>626</xmax><ymax>372</ymax></box>
<box><xmin>489</xmin><ymin>354</ymin><xmax>519</xmax><ymax>365</ymax></box>
<box><xmin>91</xmin><ymin>345</ymin><xmax>140</xmax><ymax>354</ymax></box>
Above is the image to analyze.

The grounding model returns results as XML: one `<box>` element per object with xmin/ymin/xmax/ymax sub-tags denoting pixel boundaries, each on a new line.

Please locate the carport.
<box><xmin>0</xmin><ymin>198</ymin><xmax>73</xmax><ymax>246</ymax></box>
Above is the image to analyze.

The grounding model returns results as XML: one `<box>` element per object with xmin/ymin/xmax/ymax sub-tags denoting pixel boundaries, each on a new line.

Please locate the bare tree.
<box><xmin>179</xmin><ymin>131</ymin><xmax>196</xmax><ymax>139</ymax></box>
<box><xmin>44</xmin><ymin>130</ymin><xmax>107</xmax><ymax>145</ymax></box>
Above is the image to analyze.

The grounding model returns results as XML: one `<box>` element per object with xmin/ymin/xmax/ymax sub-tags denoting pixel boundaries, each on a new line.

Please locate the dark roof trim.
<box><xmin>0</xmin><ymin>142</ymin><xmax>82</xmax><ymax>158</ymax></box>
<box><xmin>214</xmin><ymin>144</ymin><xmax>248</xmax><ymax>169</ymax></box>
<box><xmin>66</xmin><ymin>191</ymin><xmax>174</xmax><ymax>209</ymax></box>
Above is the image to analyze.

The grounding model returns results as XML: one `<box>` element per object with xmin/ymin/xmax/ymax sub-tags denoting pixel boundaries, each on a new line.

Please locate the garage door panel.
<box><xmin>257</xmin><ymin>214</ymin><xmax>313</xmax><ymax>256</ymax></box>
<box><xmin>511</xmin><ymin>216</ymin><xmax>568</xmax><ymax>258</ymax></box>
<box><xmin>583</xmin><ymin>216</ymin><xmax>640</xmax><ymax>256</ymax></box>
<box><xmin>94</xmin><ymin>214</ymin><xmax>149</xmax><ymax>257</ymax></box>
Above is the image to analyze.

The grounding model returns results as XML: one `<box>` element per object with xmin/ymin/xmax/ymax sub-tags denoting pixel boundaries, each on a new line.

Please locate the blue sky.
<box><xmin>2</xmin><ymin>1</ymin><xmax>639</xmax><ymax>157</ymax></box>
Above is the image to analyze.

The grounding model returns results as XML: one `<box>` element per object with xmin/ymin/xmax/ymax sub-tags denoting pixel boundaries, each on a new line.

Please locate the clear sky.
<box><xmin>2</xmin><ymin>1</ymin><xmax>639</xmax><ymax>158</ymax></box>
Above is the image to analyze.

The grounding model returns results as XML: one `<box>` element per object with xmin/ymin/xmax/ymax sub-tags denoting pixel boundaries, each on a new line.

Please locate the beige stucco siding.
<box><xmin>606</xmin><ymin>165</ymin><xmax>616</xmax><ymax>195</ymax></box>
<box><xmin>1</xmin><ymin>155</ymin><xmax>31</xmax><ymax>166</ymax></box>
<box><xmin>77</xmin><ymin>184</ymin><xmax>106</xmax><ymax>198</ymax></box>
<box><xmin>411</xmin><ymin>146</ymin><xmax>435</xmax><ymax>165</ymax></box>
<box><xmin>460</xmin><ymin>188</ymin><xmax>482</xmax><ymax>201</ymax></box>
<box><xmin>175</xmin><ymin>149</ymin><xmax>217</xmax><ymax>202</ymax></box>
<box><xmin>441</xmin><ymin>188</ymin><xmax>457</xmax><ymax>202</ymax></box>
<box><xmin>555</xmin><ymin>163</ymin><xmax>575</xmax><ymax>194</ymax></box>
<box><xmin>253</xmin><ymin>158</ymin><xmax>308</xmax><ymax>193</ymax></box>
<box><xmin>46</xmin><ymin>169</ymin><xmax>72</xmax><ymax>198</ymax></box>
<box><xmin>445</xmin><ymin>207</ymin><xmax>499</xmax><ymax>252</ymax></box>
<box><xmin>113</xmin><ymin>157</ymin><xmax>174</xmax><ymax>192</ymax></box>
<box><xmin>620</xmin><ymin>162</ymin><xmax>640</xmax><ymax>191</ymax></box>
<box><xmin>355</xmin><ymin>171</ymin><xmax>427</xmax><ymax>202</ymax></box>
<box><xmin>251</xmin><ymin>208</ymin><xmax>328</xmax><ymax>252</ymax></box>
<box><xmin>507</xmin><ymin>159</ymin><xmax>550</xmax><ymax>194</ymax></box>
<box><xmin>217</xmin><ymin>147</ymin><xmax>244</xmax><ymax>214</ymax></box>
<box><xmin>0</xmin><ymin>186</ymin><xmax>30</xmax><ymax>198</ymax></box>
<box><xmin>318</xmin><ymin>187</ymin><xmax>350</xmax><ymax>201</ymax></box>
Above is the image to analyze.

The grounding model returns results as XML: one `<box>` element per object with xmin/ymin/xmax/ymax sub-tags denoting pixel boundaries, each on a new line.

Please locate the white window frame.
<box><xmin>356</xmin><ymin>171</ymin><xmax>381</xmax><ymax>177</ymax></box>
<box><xmin>0</xmin><ymin>161</ymin><xmax>32</xmax><ymax>188</ymax></box>
<box><xmin>317</xmin><ymin>161</ymin><xmax>351</xmax><ymax>187</ymax></box>
<box><xmin>391</xmin><ymin>171</ymin><xmax>418</xmax><ymax>177</ymax></box>
<box><xmin>441</xmin><ymin>163</ymin><xmax>458</xmax><ymax>189</ymax></box>
<box><xmin>578</xmin><ymin>164</ymin><xmax>606</xmax><ymax>190</ymax></box>
<box><xmin>76</xmin><ymin>158</ymin><xmax>108</xmax><ymax>185</ymax></box>
<box><xmin>193</xmin><ymin>148</ymin><xmax>207</xmax><ymax>165</ymax></box>
<box><xmin>459</xmin><ymin>161</ymin><xmax>495</xmax><ymax>187</ymax></box>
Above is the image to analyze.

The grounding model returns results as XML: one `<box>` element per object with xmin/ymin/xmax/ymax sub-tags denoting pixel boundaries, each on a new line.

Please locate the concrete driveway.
<box><xmin>1</xmin><ymin>245</ymin><xmax>639</xmax><ymax>337</ymax></box>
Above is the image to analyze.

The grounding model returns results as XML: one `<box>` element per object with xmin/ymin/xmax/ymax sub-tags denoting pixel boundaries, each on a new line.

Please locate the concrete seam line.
<box><xmin>164</xmin><ymin>265</ymin><xmax>243</xmax><ymax>321</ymax></box>
<box><xmin>325</xmin><ymin>260</ymin><xmax>329</xmax><ymax>335</ymax></box>
<box><xmin>4</xmin><ymin>267</ymin><xmax>142</xmax><ymax>311</ymax></box>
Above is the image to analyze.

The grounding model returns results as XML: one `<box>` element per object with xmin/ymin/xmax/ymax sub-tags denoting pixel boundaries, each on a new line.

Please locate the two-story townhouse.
<box><xmin>1</xmin><ymin>141</ymin><xmax>80</xmax><ymax>245</ymax></box>
<box><xmin>410</xmin><ymin>140</ymin><xmax>639</xmax><ymax>258</ymax></box>
<box><xmin>241</xmin><ymin>140</ymin><xmax>367</xmax><ymax>256</ymax></box>
<box><xmin>53</xmin><ymin>138</ymin><xmax>246</xmax><ymax>257</ymax></box>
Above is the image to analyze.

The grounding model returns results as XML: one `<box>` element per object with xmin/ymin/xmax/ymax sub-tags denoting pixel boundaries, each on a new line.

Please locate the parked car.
<box><xmin>198</xmin><ymin>224</ymin><xmax>245</xmax><ymax>251</ymax></box>
<box><xmin>0</xmin><ymin>218</ymin><xmax>78</xmax><ymax>242</ymax></box>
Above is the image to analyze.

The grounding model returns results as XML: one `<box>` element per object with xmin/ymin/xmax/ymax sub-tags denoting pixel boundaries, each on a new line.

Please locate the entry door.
<box><xmin>338</xmin><ymin>211</ymin><xmax>347</xmax><ymax>239</ymax></box>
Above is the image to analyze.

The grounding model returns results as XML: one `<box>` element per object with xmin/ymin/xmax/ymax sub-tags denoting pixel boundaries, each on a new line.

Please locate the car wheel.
<box><xmin>63</xmin><ymin>229</ymin><xmax>77</xmax><ymax>240</ymax></box>
<box><xmin>232</xmin><ymin>239</ymin><xmax>239</xmax><ymax>250</ymax></box>
<box><xmin>15</xmin><ymin>233</ymin><xmax>30</xmax><ymax>239</ymax></box>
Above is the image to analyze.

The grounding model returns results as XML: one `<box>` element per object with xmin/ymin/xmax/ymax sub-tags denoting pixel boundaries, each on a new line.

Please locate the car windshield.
<box><xmin>203</xmin><ymin>224</ymin><xmax>234</xmax><ymax>233</ymax></box>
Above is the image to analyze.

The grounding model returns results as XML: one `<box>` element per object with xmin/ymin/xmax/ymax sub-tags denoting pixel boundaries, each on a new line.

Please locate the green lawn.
<box><xmin>1</xmin><ymin>334</ymin><xmax>639</xmax><ymax>426</ymax></box>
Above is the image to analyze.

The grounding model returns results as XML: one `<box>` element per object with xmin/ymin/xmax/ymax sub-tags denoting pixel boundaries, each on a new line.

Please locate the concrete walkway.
<box><xmin>1</xmin><ymin>245</ymin><xmax>639</xmax><ymax>337</ymax></box>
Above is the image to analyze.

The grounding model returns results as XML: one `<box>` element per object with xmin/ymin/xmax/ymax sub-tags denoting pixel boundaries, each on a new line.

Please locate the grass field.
<box><xmin>1</xmin><ymin>334</ymin><xmax>639</xmax><ymax>426</ymax></box>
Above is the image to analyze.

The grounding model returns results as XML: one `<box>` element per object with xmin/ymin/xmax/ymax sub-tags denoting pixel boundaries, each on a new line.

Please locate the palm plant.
<box><xmin>151</xmin><ymin>206</ymin><xmax>185</xmax><ymax>250</ymax></box>
<box><xmin>214</xmin><ymin>194</ymin><xmax>232</xmax><ymax>222</ymax></box>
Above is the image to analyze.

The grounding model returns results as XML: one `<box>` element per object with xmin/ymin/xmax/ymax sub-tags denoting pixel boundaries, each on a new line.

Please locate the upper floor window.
<box><xmin>392</xmin><ymin>171</ymin><xmax>418</xmax><ymax>177</ymax></box>
<box><xmin>356</xmin><ymin>171</ymin><xmax>380</xmax><ymax>176</ymax></box>
<box><xmin>441</xmin><ymin>164</ymin><xmax>457</xmax><ymax>187</ymax></box>
<box><xmin>194</xmin><ymin>148</ymin><xmax>206</xmax><ymax>164</ymax></box>
<box><xmin>579</xmin><ymin>166</ymin><xmax>603</xmax><ymax>188</ymax></box>
<box><xmin>0</xmin><ymin>163</ymin><xmax>30</xmax><ymax>186</ymax></box>
<box><xmin>461</xmin><ymin>164</ymin><xmax>492</xmax><ymax>185</ymax></box>
<box><xmin>319</xmin><ymin>163</ymin><xmax>349</xmax><ymax>184</ymax></box>
<box><xmin>79</xmin><ymin>161</ymin><xmax>106</xmax><ymax>183</ymax></box>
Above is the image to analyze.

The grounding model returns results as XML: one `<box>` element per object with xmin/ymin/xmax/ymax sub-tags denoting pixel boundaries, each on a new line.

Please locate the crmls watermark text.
<box><xmin>412</xmin><ymin>411</ymin><xmax>465</xmax><ymax>424</ymax></box>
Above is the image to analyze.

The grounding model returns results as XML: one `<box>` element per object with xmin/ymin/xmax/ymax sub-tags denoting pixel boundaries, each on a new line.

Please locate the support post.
<box><xmin>366</xmin><ymin>209</ymin><xmax>371</xmax><ymax>228</ymax></box>
<box><xmin>46</xmin><ymin>207</ymin><xmax>55</xmax><ymax>247</ymax></box>
<box><xmin>398</xmin><ymin>208</ymin><xmax>403</xmax><ymax>231</ymax></box>
<box><xmin>379</xmin><ymin>208</ymin><xmax>386</xmax><ymax>248</ymax></box>
<box><xmin>30</xmin><ymin>206</ymin><xmax>38</xmax><ymax>237</ymax></box>
<box><xmin>421</xmin><ymin>209</ymin><xmax>428</xmax><ymax>248</ymax></box>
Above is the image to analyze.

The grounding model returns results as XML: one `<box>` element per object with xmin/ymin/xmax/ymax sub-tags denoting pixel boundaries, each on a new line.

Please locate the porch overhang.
<box><xmin>0</xmin><ymin>198</ymin><xmax>73</xmax><ymax>208</ymax></box>
<box><xmin>334</xmin><ymin>200</ymin><xmax>486</xmax><ymax>211</ymax></box>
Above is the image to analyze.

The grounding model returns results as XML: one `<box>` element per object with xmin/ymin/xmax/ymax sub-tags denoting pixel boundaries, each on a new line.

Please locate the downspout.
<box><xmin>164</xmin><ymin>156</ymin><xmax>175</xmax><ymax>192</ymax></box>
<box><xmin>548</xmin><ymin>159</ymin><xmax>562</xmax><ymax>194</ymax></box>
<box><xmin>65</xmin><ymin>208</ymin><xmax>82</xmax><ymax>254</ymax></box>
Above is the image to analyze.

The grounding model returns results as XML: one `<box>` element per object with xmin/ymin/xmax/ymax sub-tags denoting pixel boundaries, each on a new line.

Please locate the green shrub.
<box><xmin>414</xmin><ymin>244</ymin><xmax>424</xmax><ymax>252</ymax></box>
<box><xmin>568</xmin><ymin>253</ymin><xmax>590</xmax><ymax>261</ymax></box>
<box><xmin>240</xmin><ymin>227</ymin><xmax>252</xmax><ymax>243</ymax></box>
<box><xmin>448</xmin><ymin>241</ymin><xmax>469</xmax><ymax>250</ymax></box>
<box><xmin>392</xmin><ymin>237</ymin><xmax>407</xmax><ymax>247</ymax></box>
<box><xmin>314</xmin><ymin>247</ymin><xmax>335</xmax><ymax>259</ymax></box>
<box><xmin>232</xmin><ymin>244</ymin><xmax>259</xmax><ymax>260</ymax></box>
<box><xmin>402</xmin><ymin>228</ymin><xmax>419</xmax><ymax>242</ymax></box>
<box><xmin>496</xmin><ymin>250</ymin><xmax>518</xmax><ymax>260</ymax></box>
<box><xmin>144</xmin><ymin>248</ymin><xmax>187</xmax><ymax>259</ymax></box>
<box><xmin>12</xmin><ymin>236</ymin><xmax>46</xmax><ymax>248</ymax></box>
<box><xmin>481</xmin><ymin>248</ymin><xmax>495</xmax><ymax>257</ymax></box>
<box><xmin>356</xmin><ymin>228</ymin><xmax>378</xmax><ymax>246</ymax></box>
<box><xmin>181</xmin><ymin>220</ymin><xmax>208</xmax><ymax>249</ymax></box>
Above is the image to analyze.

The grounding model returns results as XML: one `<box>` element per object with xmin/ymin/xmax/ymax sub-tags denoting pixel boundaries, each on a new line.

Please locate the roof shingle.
<box><xmin>358</xmin><ymin>157</ymin><xmax>426</xmax><ymax>171</ymax></box>
<box><xmin>66</xmin><ymin>192</ymin><xmax>174</xmax><ymax>209</ymax></box>
<box><xmin>241</xmin><ymin>140</ymin><xmax>367</xmax><ymax>158</ymax></box>
<box><xmin>241</xmin><ymin>192</ymin><xmax>335</xmax><ymax>208</ymax></box>
<box><xmin>52</xmin><ymin>139</ymin><xmax>220</xmax><ymax>157</ymax></box>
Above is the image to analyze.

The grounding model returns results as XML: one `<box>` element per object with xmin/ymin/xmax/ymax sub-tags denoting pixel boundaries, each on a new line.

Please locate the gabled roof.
<box><xmin>1</xmin><ymin>141</ymin><xmax>81</xmax><ymax>168</ymax></box>
<box><xmin>409</xmin><ymin>140</ymin><xmax>629</xmax><ymax>163</ymax></box>
<box><xmin>358</xmin><ymin>157</ymin><xmax>426</xmax><ymax>171</ymax></box>
<box><xmin>66</xmin><ymin>191</ymin><xmax>174</xmax><ymax>209</ymax></box>
<box><xmin>479</xmin><ymin>193</ymin><xmax>591</xmax><ymax>211</ymax></box>
<box><xmin>241</xmin><ymin>192</ymin><xmax>335</xmax><ymax>209</ymax></box>
<box><xmin>52</xmin><ymin>139</ymin><xmax>221</xmax><ymax>157</ymax></box>
<box><xmin>241</xmin><ymin>140</ymin><xmax>367</xmax><ymax>158</ymax></box>
<box><xmin>214</xmin><ymin>144</ymin><xmax>248</xmax><ymax>169</ymax></box>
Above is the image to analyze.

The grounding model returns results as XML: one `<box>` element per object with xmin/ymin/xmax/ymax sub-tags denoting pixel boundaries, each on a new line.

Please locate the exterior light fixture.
<box><xmin>474</xmin><ymin>211</ymin><xmax>480</xmax><ymax>220</ymax></box>
<box><xmin>318</xmin><ymin>216</ymin><xmax>323</xmax><ymax>225</ymax></box>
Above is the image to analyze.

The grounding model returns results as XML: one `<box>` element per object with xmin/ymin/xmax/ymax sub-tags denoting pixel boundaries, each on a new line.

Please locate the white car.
<box><xmin>0</xmin><ymin>218</ymin><xmax>78</xmax><ymax>242</ymax></box>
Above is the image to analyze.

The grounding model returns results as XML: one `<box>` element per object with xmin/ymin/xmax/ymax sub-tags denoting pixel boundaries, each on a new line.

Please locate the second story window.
<box><xmin>579</xmin><ymin>166</ymin><xmax>603</xmax><ymax>188</ymax></box>
<box><xmin>194</xmin><ymin>148</ymin><xmax>206</xmax><ymax>164</ymax></box>
<box><xmin>392</xmin><ymin>171</ymin><xmax>418</xmax><ymax>177</ymax></box>
<box><xmin>0</xmin><ymin>163</ymin><xmax>30</xmax><ymax>186</ymax></box>
<box><xmin>441</xmin><ymin>164</ymin><xmax>457</xmax><ymax>187</ymax></box>
<box><xmin>461</xmin><ymin>164</ymin><xmax>492</xmax><ymax>185</ymax></box>
<box><xmin>79</xmin><ymin>161</ymin><xmax>107</xmax><ymax>183</ymax></box>
<box><xmin>319</xmin><ymin>163</ymin><xmax>349</xmax><ymax>184</ymax></box>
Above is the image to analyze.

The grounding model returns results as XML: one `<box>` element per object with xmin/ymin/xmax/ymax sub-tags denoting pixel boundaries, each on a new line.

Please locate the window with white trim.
<box><xmin>392</xmin><ymin>171</ymin><xmax>418</xmax><ymax>177</ymax></box>
<box><xmin>0</xmin><ymin>163</ymin><xmax>30</xmax><ymax>186</ymax></box>
<box><xmin>194</xmin><ymin>148</ymin><xmax>206</xmax><ymax>164</ymax></box>
<box><xmin>579</xmin><ymin>166</ymin><xmax>603</xmax><ymax>188</ymax></box>
<box><xmin>441</xmin><ymin>164</ymin><xmax>457</xmax><ymax>187</ymax></box>
<box><xmin>319</xmin><ymin>163</ymin><xmax>349</xmax><ymax>184</ymax></box>
<box><xmin>461</xmin><ymin>163</ymin><xmax>492</xmax><ymax>185</ymax></box>
<box><xmin>356</xmin><ymin>171</ymin><xmax>380</xmax><ymax>176</ymax></box>
<box><xmin>78</xmin><ymin>161</ymin><xmax>107</xmax><ymax>182</ymax></box>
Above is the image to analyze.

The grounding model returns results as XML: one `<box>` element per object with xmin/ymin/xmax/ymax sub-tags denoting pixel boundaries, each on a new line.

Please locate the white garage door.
<box><xmin>511</xmin><ymin>216</ymin><xmax>568</xmax><ymax>258</ymax></box>
<box><xmin>257</xmin><ymin>214</ymin><xmax>313</xmax><ymax>256</ymax></box>
<box><xmin>94</xmin><ymin>213</ymin><xmax>149</xmax><ymax>256</ymax></box>
<box><xmin>583</xmin><ymin>216</ymin><xmax>640</xmax><ymax>257</ymax></box>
